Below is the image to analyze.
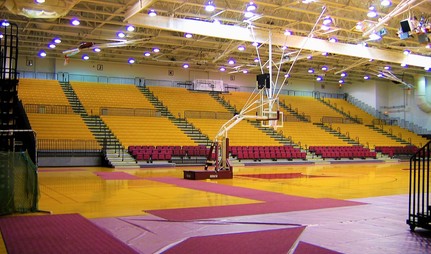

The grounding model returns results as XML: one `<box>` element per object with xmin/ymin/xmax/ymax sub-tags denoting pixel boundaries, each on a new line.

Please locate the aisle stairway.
<box><xmin>60</xmin><ymin>82</ymin><xmax>138</xmax><ymax>168</ymax></box>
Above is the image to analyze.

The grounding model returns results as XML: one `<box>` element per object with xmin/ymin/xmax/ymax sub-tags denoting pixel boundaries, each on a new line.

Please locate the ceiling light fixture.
<box><xmin>339</xmin><ymin>79</ymin><xmax>345</xmax><ymax>84</ymax></box>
<box><xmin>401</xmin><ymin>63</ymin><xmax>408</xmax><ymax>67</ymax></box>
<box><xmin>38</xmin><ymin>50</ymin><xmax>46</xmax><ymax>57</ymax></box>
<box><xmin>252</xmin><ymin>41</ymin><xmax>259</xmax><ymax>47</ymax></box>
<box><xmin>246</xmin><ymin>2</ymin><xmax>257</xmax><ymax>11</ymax></box>
<box><xmin>1</xmin><ymin>20</ymin><xmax>10</xmax><ymax>27</ymax></box>
<box><xmin>219</xmin><ymin>67</ymin><xmax>226</xmax><ymax>72</ymax></box>
<box><xmin>364</xmin><ymin>75</ymin><xmax>370</xmax><ymax>80</ymax></box>
<box><xmin>253</xmin><ymin>57</ymin><xmax>259</xmax><ymax>63</ymax></box>
<box><xmin>128</xmin><ymin>58</ymin><xmax>135</xmax><ymax>64</ymax></box>
<box><xmin>70</xmin><ymin>18</ymin><xmax>80</xmax><ymax>26</ymax></box>
<box><xmin>143</xmin><ymin>52</ymin><xmax>151</xmax><ymax>57</ymax></box>
<box><xmin>117</xmin><ymin>31</ymin><xmax>126</xmax><ymax>38</ymax></box>
<box><xmin>329</xmin><ymin>37</ymin><xmax>337</xmax><ymax>43</ymax></box>
<box><xmin>228</xmin><ymin>59</ymin><xmax>235</xmax><ymax>65</ymax></box>
<box><xmin>316</xmin><ymin>76</ymin><xmax>323</xmax><ymax>81</ymax></box>
<box><xmin>284</xmin><ymin>30</ymin><xmax>293</xmax><ymax>36</ymax></box>
<box><xmin>242</xmin><ymin>70</ymin><xmax>248</xmax><ymax>74</ymax></box>
<box><xmin>48</xmin><ymin>43</ymin><xmax>56</xmax><ymax>49</ymax></box>
<box><xmin>185</xmin><ymin>33</ymin><xmax>193</xmax><ymax>38</ymax></box>
<box><xmin>35</xmin><ymin>0</ymin><xmax>46</xmax><ymax>3</ymax></box>
<box><xmin>82</xmin><ymin>54</ymin><xmax>89</xmax><ymax>60</ymax></box>
<box><xmin>380</xmin><ymin>0</ymin><xmax>392</xmax><ymax>7</ymax></box>
<box><xmin>284</xmin><ymin>73</ymin><xmax>290</xmax><ymax>78</ymax></box>
<box><xmin>340</xmin><ymin>72</ymin><xmax>347</xmax><ymax>77</ymax></box>
<box><xmin>308</xmin><ymin>68</ymin><xmax>314</xmax><ymax>74</ymax></box>
<box><xmin>321</xmin><ymin>66</ymin><xmax>328</xmax><ymax>71</ymax></box>
<box><xmin>183</xmin><ymin>63</ymin><xmax>189</xmax><ymax>68</ymax></box>
<box><xmin>126</xmin><ymin>25</ymin><xmax>135</xmax><ymax>32</ymax></box>
<box><xmin>53</xmin><ymin>37</ymin><xmax>61</xmax><ymax>44</ymax></box>
<box><xmin>425</xmin><ymin>66</ymin><xmax>430</xmax><ymax>71</ymax></box>
<box><xmin>93</xmin><ymin>48</ymin><xmax>101</xmax><ymax>53</ymax></box>
<box><xmin>384</xmin><ymin>66</ymin><xmax>391</xmax><ymax>70</ymax></box>
<box><xmin>153</xmin><ymin>48</ymin><xmax>160</xmax><ymax>53</ymax></box>
<box><xmin>238</xmin><ymin>45</ymin><xmax>246</xmax><ymax>51</ymax></box>
<box><xmin>322</xmin><ymin>16</ymin><xmax>332</xmax><ymax>25</ymax></box>
<box><xmin>307</xmin><ymin>55</ymin><xmax>313</xmax><ymax>60</ymax></box>
<box><xmin>148</xmin><ymin>9</ymin><xmax>157</xmax><ymax>17</ymax></box>
<box><xmin>205</xmin><ymin>1</ymin><xmax>216</xmax><ymax>12</ymax></box>
<box><xmin>403</xmin><ymin>49</ymin><xmax>411</xmax><ymax>55</ymax></box>
<box><xmin>367</xmin><ymin>6</ymin><xmax>377</xmax><ymax>18</ymax></box>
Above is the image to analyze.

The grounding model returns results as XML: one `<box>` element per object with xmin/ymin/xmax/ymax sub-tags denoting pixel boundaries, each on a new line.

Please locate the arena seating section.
<box><xmin>18</xmin><ymin>79</ymin><xmax>428</xmax><ymax>163</ymax></box>
<box><xmin>18</xmin><ymin>79</ymin><xmax>99</xmax><ymax>150</ymax></box>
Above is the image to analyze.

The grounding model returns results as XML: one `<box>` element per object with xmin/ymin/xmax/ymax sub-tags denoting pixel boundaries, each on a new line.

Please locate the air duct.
<box><xmin>4</xmin><ymin>0</ymin><xmax>81</xmax><ymax>19</ymax></box>
<box><xmin>415</xmin><ymin>75</ymin><xmax>431</xmax><ymax>113</ymax></box>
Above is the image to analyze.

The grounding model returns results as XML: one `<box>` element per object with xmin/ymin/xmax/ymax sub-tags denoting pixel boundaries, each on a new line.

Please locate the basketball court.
<box><xmin>1</xmin><ymin>161</ymin><xmax>430</xmax><ymax>253</ymax></box>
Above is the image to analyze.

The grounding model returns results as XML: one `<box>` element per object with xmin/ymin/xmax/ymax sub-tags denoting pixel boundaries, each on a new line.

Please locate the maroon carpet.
<box><xmin>0</xmin><ymin>214</ymin><xmax>137</xmax><ymax>254</ymax></box>
<box><xmin>238</xmin><ymin>172</ymin><xmax>331</xmax><ymax>179</ymax></box>
<box><xmin>294</xmin><ymin>241</ymin><xmax>343</xmax><ymax>254</ymax></box>
<box><xmin>95</xmin><ymin>171</ymin><xmax>141</xmax><ymax>180</ymax></box>
<box><xmin>146</xmin><ymin>177</ymin><xmax>365</xmax><ymax>220</ymax></box>
<box><xmin>162</xmin><ymin>227</ymin><xmax>305</xmax><ymax>254</ymax></box>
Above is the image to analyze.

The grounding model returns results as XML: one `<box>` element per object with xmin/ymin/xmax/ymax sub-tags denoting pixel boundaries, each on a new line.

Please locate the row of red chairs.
<box><xmin>129</xmin><ymin>145</ymin><xmax>209</xmax><ymax>161</ymax></box>
<box><xmin>230</xmin><ymin>145</ymin><xmax>299</xmax><ymax>153</ymax></box>
<box><xmin>309</xmin><ymin>146</ymin><xmax>376</xmax><ymax>159</ymax></box>
<box><xmin>375</xmin><ymin>146</ymin><xmax>418</xmax><ymax>157</ymax></box>
<box><xmin>231</xmin><ymin>146</ymin><xmax>306</xmax><ymax>161</ymax></box>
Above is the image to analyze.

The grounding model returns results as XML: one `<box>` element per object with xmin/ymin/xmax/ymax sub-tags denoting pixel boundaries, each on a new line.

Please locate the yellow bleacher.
<box><xmin>148</xmin><ymin>86</ymin><xmax>229</xmax><ymax>118</ymax></box>
<box><xmin>330</xmin><ymin>123</ymin><xmax>404</xmax><ymax>149</ymax></box>
<box><xmin>379</xmin><ymin>125</ymin><xmax>429</xmax><ymax>147</ymax></box>
<box><xmin>28</xmin><ymin>113</ymin><xmax>99</xmax><ymax>150</ymax></box>
<box><xmin>18</xmin><ymin>78</ymin><xmax>69</xmax><ymax>106</ymax></box>
<box><xmin>279</xmin><ymin>95</ymin><xmax>345</xmax><ymax>123</ymax></box>
<box><xmin>188</xmin><ymin>118</ymin><xmax>282</xmax><ymax>146</ymax></box>
<box><xmin>100</xmin><ymin>115</ymin><xmax>196</xmax><ymax>148</ymax></box>
<box><xmin>280</xmin><ymin>122</ymin><xmax>351</xmax><ymax>149</ymax></box>
<box><xmin>71</xmin><ymin>82</ymin><xmax>154</xmax><ymax>116</ymax></box>
<box><xmin>322</xmin><ymin>97</ymin><xmax>376</xmax><ymax>125</ymax></box>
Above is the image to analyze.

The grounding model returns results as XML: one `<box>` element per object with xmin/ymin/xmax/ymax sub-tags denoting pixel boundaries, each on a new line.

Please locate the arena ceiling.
<box><xmin>1</xmin><ymin>0</ymin><xmax>431</xmax><ymax>85</ymax></box>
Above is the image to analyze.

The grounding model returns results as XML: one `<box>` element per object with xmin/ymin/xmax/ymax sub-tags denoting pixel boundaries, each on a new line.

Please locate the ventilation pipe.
<box><xmin>415</xmin><ymin>75</ymin><xmax>431</xmax><ymax>113</ymax></box>
<box><xmin>4</xmin><ymin>0</ymin><xmax>82</xmax><ymax>19</ymax></box>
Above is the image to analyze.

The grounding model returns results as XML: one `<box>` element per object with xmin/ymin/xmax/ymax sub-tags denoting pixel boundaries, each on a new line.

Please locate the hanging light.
<box><xmin>252</xmin><ymin>41</ymin><xmax>259</xmax><ymax>47</ymax></box>
<box><xmin>284</xmin><ymin>30</ymin><xmax>293</xmax><ymax>36</ymax></box>
<box><xmin>185</xmin><ymin>33</ymin><xmax>193</xmax><ymax>38</ymax></box>
<box><xmin>128</xmin><ymin>58</ymin><xmax>135</xmax><ymax>64</ymax></box>
<box><xmin>82</xmin><ymin>54</ymin><xmax>89</xmax><ymax>60</ymax></box>
<box><xmin>367</xmin><ymin>6</ymin><xmax>377</xmax><ymax>18</ymax></box>
<box><xmin>143</xmin><ymin>52</ymin><xmax>151</xmax><ymax>57</ymax></box>
<box><xmin>307</xmin><ymin>55</ymin><xmax>313</xmax><ymax>60</ymax></box>
<box><xmin>384</xmin><ymin>65</ymin><xmax>391</xmax><ymax>70</ymax></box>
<box><xmin>153</xmin><ymin>48</ymin><xmax>160</xmax><ymax>53</ymax></box>
<box><xmin>38</xmin><ymin>50</ymin><xmax>47</xmax><ymax>57</ymax></box>
<box><xmin>339</xmin><ymin>79</ymin><xmax>345</xmax><ymax>84</ymax></box>
<box><xmin>403</xmin><ymin>49</ymin><xmax>411</xmax><ymax>55</ymax></box>
<box><xmin>35</xmin><ymin>0</ymin><xmax>46</xmax><ymax>3</ymax></box>
<box><xmin>48</xmin><ymin>43</ymin><xmax>56</xmax><ymax>49</ymax></box>
<box><xmin>316</xmin><ymin>76</ymin><xmax>323</xmax><ymax>81</ymax></box>
<box><xmin>242</xmin><ymin>70</ymin><xmax>248</xmax><ymax>74</ymax></box>
<box><xmin>228</xmin><ymin>58</ymin><xmax>235</xmax><ymax>65</ymax></box>
<box><xmin>182</xmin><ymin>63</ymin><xmax>189</xmax><ymax>68</ymax></box>
<box><xmin>308</xmin><ymin>68</ymin><xmax>314</xmax><ymax>74</ymax></box>
<box><xmin>321</xmin><ymin>66</ymin><xmax>328</xmax><ymax>71</ymax></box>
<box><xmin>425</xmin><ymin>66</ymin><xmax>430</xmax><ymax>71</ymax></box>
<box><xmin>401</xmin><ymin>63</ymin><xmax>408</xmax><ymax>68</ymax></box>
<box><xmin>253</xmin><ymin>57</ymin><xmax>259</xmax><ymax>63</ymax></box>
<box><xmin>117</xmin><ymin>31</ymin><xmax>126</xmax><ymax>38</ymax></box>
<box><xmin>126</xmin><ymin>25</ymin><xmax>135</xmax><ymax>32</ymax></box>
<box><xmin>205</xmin><ymin>1</ymin><xmax>216</xmax><ymax>12</ymax></box>
<box><xmin>148</xmin><ymin>9</ymin><xmax>157</xmax><ymax>17</ymax></box>
<box><xmin>380</xmin><ymin>0</ymin><xmax>392</xmax><ymax>7</ymax></box>
<box><xmin>70</xmin><ymin>18</ymin><xmax>80</xmax><ymax>26</ymax></box>
<box><xmin>322</xmin><ymin>16</ymin><xmax>332</xmax><ymax>25</ymax></box>
<box><xmin>246</xmin><ymin>2</ymin><xmax>257</xmax><ymax>11</ymax></box>
<box><xmin>53</xmin><ymin>37</ymin><xmax>62</xmax><ymax>44</ymax></box>
<box><xmin>377</xmin><ymin>72</ymin><xmax>384</xmax><ymax>78</ymax></box>
<box><xmin>329</xmin><ymin>37</ymin><xmax>337</xmax><ymax>43</ymax></box>
<box><xmin>238</xmin><ymin>45</ymin><xmax>246</xmax><ymax>51</ymax></box>
<box><xmin>93</xmin><ymin>48</ymin><xmax>101</xmax><ymax>52</ymax></box>
<box><xmin>364</xmin><ymin>75</ymin><xmax>370</xmax><ymax>80</ymax></box>
<box><xmin>340</xmin><ymin>72</ymin><xmax>347</xmax><ymax>77</ymax></box>
<box><xmin>219</xmin><ymin>67</ymin><xmax>226</xmax><ymax>72</ymax></box>
<box><xmin>284</xmin><ymin>73</ymin><xmax>290</xmax><ymax>78</ymax></box>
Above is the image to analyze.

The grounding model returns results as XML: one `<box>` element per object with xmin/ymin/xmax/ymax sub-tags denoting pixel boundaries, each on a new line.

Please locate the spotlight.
<box><xmin>254</xmin><ymin>57</ymin><xmax>259</xmax><ymax>63</ymax></box>
<box><xmin>1</xmin><ymin>20</ymin><xmax>10</xmax><ymax>27</ymax></box>
<box><xmin>364</xmin><ymin>75</ymin><xmax>370</xmax><ymax>80</ymax></box>
<box><xmin>205</xmin><ymin>1</ymin><xmax>216</xmax><ymax>12</ymax></box>
<box><xmin>246</xmin><ymin>2</ymin><xmax>257</xmax><ymax>12</ymax></box>
<box><xmin>380</xmin><ymin>0</ymin><xmax>392</xmax><ymax>7</ymax></box>
<box><xmin>307</xmin><ymin>55</ymin><xmax>313</xmax><ymax>60</ymax></box>
<box><xmin>182</xmin><ymin>63</ymin><xmax>189</xmax><ymax>68</ymax></box>
<box><xmin>38</xmin><ymin>50</ymin><xmax>46</xmax><ymax>57</ymax></box>
<box><xmin>284</xmin><ymin>73</ymin><xmax>290</xmax><ymax>78</ymax></box>
<box><xmin>316</xmin><ymin>76</ymin><xmax>323</xmax><ymax>81</ymax></box>
<box><xmin>219</xmin><ymin>67</ymin><xmax>226</xmax><ymax>72</ymax></box>
<box><xmin>148</xmin><ymin>9</ymin><xmax>157</xmax><ymax>17</ymax></box>
<box><xmin>93</xmin><ymin>48</ymin><xmax>101</xmax><ymax>52</ymax></box>
<box><xmin>284</xmin><ymin>30</ymin><xmax>293</xmax><ymax>36</ymax></box>
<box><xmin>128</xmin><ymin>58</ymin><xmax>135</xmax><ymax>64</ymax></box>
<box><xmin>185</xmin><ymin>33</ymin><xmax>193</xmax><ymax>38</ymax></box>
<box><xmin>143</xmin><ymin>52</ymin><xmax>151</xmax><ymax>57</ymax></box>
<box><xmin>82</xmin><ymin>54</ymin><xmax>89</xmax><ymax>60</ymax></box>
<box><xmin>70</xmin><ymin>18</ymin><xmax>80</xmax><ymax>26</ymax></box>
<box><xmin>238</xmin><ymin>45</ymin><xmax>246</xmax><ymax>51</ymax></box>
<box><xmin>322</xmin><ymin>16</ymin><xmax>332</xmax><ymax>25</ymax></box>
<box><xmin>339</xmin><ymin>79</ymin><xmax>345</xmax><ymax>84</ymax></box>
<box><xmin>384</xmin><ymin>66</ymin><xmax>391</xmax><ymax>70</ymax></box>
<box><xmin>53</xmin><ymin>37</ymin><xmax>61</xmax><ymax>44</ymax></box>
<box><xmin>126</xmin><ymin>25</ymin><xmax>135</xmax><ymax>32</ymax></box>
<box><xmin>48</xmin><ymin>43</ymin><xmax>56</xmax><ymax>49</ymax></box>
<box><xmin>340</xmin><ymin>72</ymin><xmax>347</xmax><ymax>77</ymax></box>
<box><xmin>153</xmin><ymin>48</ymin><xmax>160</xmax><ymax>53</ymax></box>
<box><xmin>329</xmin><ymin>37</ymin><xmax>337</xmax><ymax>43</ymax></box>
<box><xmin>321</xmin><ymin>66</ymin><xmax>328</xmax><ymax>71</ymax></box>
<box><xmin>117</xmin><ymin>31</ymin><xmax>126</xmax><ymax>38</ymax></box>
<box><xmin>228</xmin><ymin>59</ymin><xmax>235</xmax><ymax>65</ymax></box>
<box><xmin>308</xmin><ymin>68</ymin><xmax>314</xmax><ymax>74</ymax></box>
